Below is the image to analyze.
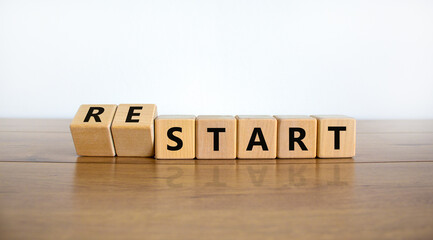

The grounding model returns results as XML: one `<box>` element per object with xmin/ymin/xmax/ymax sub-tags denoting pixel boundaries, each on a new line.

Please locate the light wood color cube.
<box><xmin>155</xmin><ymin>115</ymin><xmax>195</xmax><ymax>159</ymax></box>
<box><xmin>312</xmin><ymin>115</ymin><xmax>356</xmax><ymax>158</ymax></box>
<box><xmin>236</xmin><ymin>115</ymin><xmax>277</xmax><ymax>159</ymax></box>
<box><xmin>111</xmin><ymin>104</ymin><xmax>157</xmax><ymax>157</ymax></box>
<box><xmin>196</xmin><ymin>115</ymin><xmax>236</xmax><ymax>159</ymax></box>
<box><xmin>70</xmin><ymin>104</ymin><xmax>117</xmax><ymax>156</ymax></box>
<box><xmin>275</xmin><ymin>115</ymin><xmax>317</xmax><ymax>159</ymax></box>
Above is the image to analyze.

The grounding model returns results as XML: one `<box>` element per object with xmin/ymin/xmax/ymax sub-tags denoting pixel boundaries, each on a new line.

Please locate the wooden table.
<box><xmin>1</xmin><ymin>119</ymin><xmax>433</xmax><ymax>240</ymax></box>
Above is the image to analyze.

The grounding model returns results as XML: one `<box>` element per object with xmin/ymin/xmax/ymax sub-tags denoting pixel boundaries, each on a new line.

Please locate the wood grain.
<box><xmin>1</xmin><ymin>119</ymin><xmax>433</xmax><ymax>239</ymax></box>
<box><xmin>1</xmin><ymin>161</ymin><xmax>433</xmax><ymax>240</ymax></box>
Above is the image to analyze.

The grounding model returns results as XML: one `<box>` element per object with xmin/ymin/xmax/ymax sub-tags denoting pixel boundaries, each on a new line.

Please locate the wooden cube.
<box><xmin>275</xmin><ymin>115</ymin><xmax>317</xmax><ymax>158</ymax></box>
<box><xmin>111</xmin><ymin>104</ymin><xmax>157</xmax><ymax>157</ymax></box>
<box><xmin>312</xmin><ymin>115</ymin><xmax>356</xmax><ymax>158</ymax></box>
<box><xmin>70</xmin><ymin>104</ymin><xmax>117</xmax><ymax>156</ymax></box>
<box><xmin>196</xmin><ymin>115</ymin><xmax>236</xmax><ymax>159</ymax></box>
<box><xmin>236</xmin><ymin>115</ymin><xmax>277</xmax><ymax>159</ymax></box>
<box><xmin>155</xmin><ymin>115</ymin><xmax>195</xmax><ymax>159</ymax></box>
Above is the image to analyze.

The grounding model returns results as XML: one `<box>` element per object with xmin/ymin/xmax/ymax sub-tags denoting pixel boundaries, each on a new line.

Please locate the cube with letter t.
<box><xmin>312</xmin><ymin>115</ymin><xmax>356</xmax><ymax>158</ymax></box>
<box><xmin>70</xmin><ymin>104</ymin><xmax>117</xmax><ymax>156</ymax></box>
<box><xmin>196</xmin><ymin>115</ymin><xmax>236</xmax><ymax>159</ymax></box>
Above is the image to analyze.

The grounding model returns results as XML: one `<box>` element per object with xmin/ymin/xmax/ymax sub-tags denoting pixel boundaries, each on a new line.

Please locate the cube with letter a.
<box><xmin>312</xmin><ymin>115</ymin><xmax>356</xmax><ymax>158</ymax></box>
<box><xmin>236</xmin><ymin>115</ymin><xmax>277</xmax><ymax>159</ymax></box>
<box><xmin>70</xmin><ymin>104</ymin><xmax>117</xmax><ymax>156</ymax></box>
<box><xmin>111</xmin><ymin>104</ymin><xmax>157</xmax><ymax>157</ymax></box>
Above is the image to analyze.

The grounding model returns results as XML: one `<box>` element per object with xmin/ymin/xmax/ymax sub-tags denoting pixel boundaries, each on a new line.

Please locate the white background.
<box><xmin>1</xmin><ymin>0</ymin><xmax>432</xmax><ymax>119</ymax></box>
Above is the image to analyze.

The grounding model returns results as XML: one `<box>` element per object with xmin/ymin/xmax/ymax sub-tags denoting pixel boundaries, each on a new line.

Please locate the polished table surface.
<box><xmin>1</xmin><ymin>119</ymin><xmax>433</xmax><ymax>240</ymax></box>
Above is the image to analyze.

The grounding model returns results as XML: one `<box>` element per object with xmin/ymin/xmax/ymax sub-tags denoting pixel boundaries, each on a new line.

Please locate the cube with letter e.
<box><xmin>111</xmin><ymin>104</ymin><xmax>157</xmax><ymax>157</ymax></box>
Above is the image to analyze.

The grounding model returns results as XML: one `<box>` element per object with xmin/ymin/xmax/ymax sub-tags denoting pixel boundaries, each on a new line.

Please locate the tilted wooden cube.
<box><xmin>312</xmin><ymin>115</ymin><xmax>356</xmax><ymax>158</ymax></box>
<box><xmin>196</xmin><ymin>115</ymin><xmax>236</xmax><ymax>159</ymax></box>
<box><xmin>155</xmin><ymin>115</ymin><xmax>195</xmax><ymax>159</ymax></box>
<box><xmin>111</xmin><ymin>104</ymin><xmax>157</xmax><ymax>157</ymax></box>
<box><xmin>275</xmin><ymin>115</ymin><xmax>317</xmax><ymax>158</ymax></box>
<box><xmin>236</xmin><ymin>115</ymin><xmax>277</xmax><ymax>159</ymax></box>
<box><xmin>70</xmin><ymin>104</ymin><xmax>117</xmax><ymax>156</ymax></box>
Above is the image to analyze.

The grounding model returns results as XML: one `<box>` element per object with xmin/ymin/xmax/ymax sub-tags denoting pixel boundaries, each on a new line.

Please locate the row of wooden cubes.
<box><xmin>70</xmin><ymin>104</ymin><xmax>356</xmax><ymax>159</ymax></box>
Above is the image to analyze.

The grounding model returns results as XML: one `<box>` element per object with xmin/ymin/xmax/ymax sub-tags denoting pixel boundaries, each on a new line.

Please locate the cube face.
<box><xmin>70</xmin><ymin>104</ymin><xmax>117</xmax><ymax>156</ymax></box>
<box><xmin>196</xmin><ymin>115</ymin><xmax>236</xmax><ymax>159</ymax></box>
<box><xmin>155</xmin><ymin>115</ymin><xmax>195</xmax><ymax>159</ymax></box>
<box><xmin>236</xmin><ymin>115</ymin><xmax>277</xmax><ymax>159</ymax></box>
<box><xmin>111</xmin><ymin>104</ymin><xmax>157</xmax><ymax>157</ymax></box>
<box><xmin>312</xmin><ymin>115</ymin><xmax>356</xmax><ymax>158</ymax></box>
<box><xmin>275</xmin><ymin>115</ymin><xmax>317</xmax><ymax>158</ymax></box>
